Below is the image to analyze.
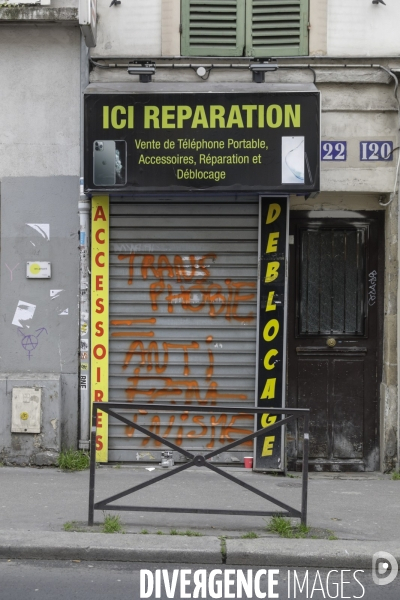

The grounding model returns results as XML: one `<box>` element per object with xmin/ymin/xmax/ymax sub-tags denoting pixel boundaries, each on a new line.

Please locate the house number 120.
<box><xmin>360</xmin><ymin>141</ymin><xmax>393</xmax><ymax>161</ymax></box>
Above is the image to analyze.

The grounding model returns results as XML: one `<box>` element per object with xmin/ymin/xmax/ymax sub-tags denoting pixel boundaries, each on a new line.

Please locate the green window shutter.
<box><xmin>245</xmin><ymin>0</ymin><xmax>309</xmax><ymax>57</ymax></box>
<box><xmin>181</xmin><ymin>0</ymin><xmax>245</xmax><ymax>57</ymax></box>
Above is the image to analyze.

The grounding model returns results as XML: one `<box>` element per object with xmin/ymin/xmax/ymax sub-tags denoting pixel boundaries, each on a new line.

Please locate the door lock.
<box><xmin>326</xmin><ymin>338</ymin><xmax>337</xmax><ymax>347</ymax></box>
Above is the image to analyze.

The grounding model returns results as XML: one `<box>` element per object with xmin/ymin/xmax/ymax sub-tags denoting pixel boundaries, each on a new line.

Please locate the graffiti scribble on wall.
<box><xmin>18</xmin><ymin>327</ymin><xmax>48</xmax><ymax>360</ymax></box>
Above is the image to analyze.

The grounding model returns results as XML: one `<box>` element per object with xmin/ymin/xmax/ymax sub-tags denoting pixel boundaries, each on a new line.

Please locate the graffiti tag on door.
<box><xmin>368</xmin><ymin>270</ymin><xmax>377</xmax><ymax>307</ymax></box>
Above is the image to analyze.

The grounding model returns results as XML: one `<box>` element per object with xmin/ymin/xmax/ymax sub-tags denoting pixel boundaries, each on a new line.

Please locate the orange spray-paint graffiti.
<box><xmin>118</xmin><ymin>253</ymin><xmax>256</xmax><ymax>321</ymax></box>
<box><xmin>115</xmin><ymin>252</ymin><xmax>256</xmax><ymax>450</ymax></box>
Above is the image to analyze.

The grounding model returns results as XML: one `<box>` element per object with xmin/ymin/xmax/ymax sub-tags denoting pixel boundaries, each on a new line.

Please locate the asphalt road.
<box><xmin>1</xmin><ymin>560</ymin><xmax>400</xmax><ymax>600</ymax></box>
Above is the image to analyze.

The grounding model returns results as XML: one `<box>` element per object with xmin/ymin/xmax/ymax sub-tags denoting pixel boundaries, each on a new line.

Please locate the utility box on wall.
<box><xmin>11</xmin><ymin>387</ymin><xmax>41</xmax><ymax>433</ymax></box>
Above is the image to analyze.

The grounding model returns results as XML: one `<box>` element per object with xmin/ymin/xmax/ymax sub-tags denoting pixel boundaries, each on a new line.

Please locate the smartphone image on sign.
<box><xmin>94</xmin><ymin>140</ymin><xmax>116</xmax><ymax>186</ymax></box>
<box><xmin>115</xmin><ymin>140</ymin><xmax>127</xmax><ymax>185</ymax></box>
<box><xmin>282</xmin><ymin>136</ymin><xmax>305</xmax><ymax>184</ymax></box>
<box><xmin>93</xmin><ymin>140</ymin><xmax>127</xmax><ymax>186</ymax></box>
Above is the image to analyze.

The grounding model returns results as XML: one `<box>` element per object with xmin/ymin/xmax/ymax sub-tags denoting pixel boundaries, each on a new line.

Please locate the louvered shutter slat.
<box><xmin>181</xmin><ymin>0</ymin><xmax>245</xmax><ymax>57</ymax></box>
<box><xmin>253</xmin><ymin>23</ymin><xmax>302</xmax><ymax>30</ymax></box>
<box><xmin>246</xmin><ymin>0</ymin><xmax>308</xmax><ymax>57</ymax></box>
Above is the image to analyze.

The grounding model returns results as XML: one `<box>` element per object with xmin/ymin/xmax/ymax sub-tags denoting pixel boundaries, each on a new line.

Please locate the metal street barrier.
<box><xmin>88</xmin><ymin>403</ymin><xmax>310</xmax><ymax>526</ymax></box>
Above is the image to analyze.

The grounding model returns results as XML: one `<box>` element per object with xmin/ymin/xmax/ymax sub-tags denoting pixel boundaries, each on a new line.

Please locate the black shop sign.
<box><xmin>84</xmin><ymin>92</ymin><xmax>320</xmax><ymax>193</ymax></box>
<box><xmin>255</xmin><ymin>196</ymin><xmax>288</xmax><ymax>471</ymax></box>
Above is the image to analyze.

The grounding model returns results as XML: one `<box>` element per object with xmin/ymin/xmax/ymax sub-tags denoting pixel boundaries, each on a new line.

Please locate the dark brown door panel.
<box><xmin>287</xmin><ymin>212</ymin><xmax>383</xmax><ymax>472</ymax></box>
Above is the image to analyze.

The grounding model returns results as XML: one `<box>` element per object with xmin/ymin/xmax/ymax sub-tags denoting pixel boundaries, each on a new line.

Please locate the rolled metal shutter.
<box><xmin>108</xmin><ymin>195</ymin><xmax>258</xmax><ymax>463</ymax></box>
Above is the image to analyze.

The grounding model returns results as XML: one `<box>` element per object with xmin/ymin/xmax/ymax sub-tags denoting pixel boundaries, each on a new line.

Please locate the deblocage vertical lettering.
<box><xmin>255</xmin><ymin>197</ymin><xmax>289</xmax><ymax>471</ymax></box>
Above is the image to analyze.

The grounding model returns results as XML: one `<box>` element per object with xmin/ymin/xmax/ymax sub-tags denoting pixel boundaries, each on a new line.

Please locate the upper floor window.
<box><xmin>181</xmin><ymin>0</ymin><xmax>309</xmax><ymax>57</ymax></box>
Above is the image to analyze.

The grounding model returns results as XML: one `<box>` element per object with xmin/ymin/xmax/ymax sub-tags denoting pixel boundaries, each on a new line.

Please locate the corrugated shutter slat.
<box><xmin>108</xmin><ymin>197</ymin><xmax>258</xmax><ymax>463</ymax></box>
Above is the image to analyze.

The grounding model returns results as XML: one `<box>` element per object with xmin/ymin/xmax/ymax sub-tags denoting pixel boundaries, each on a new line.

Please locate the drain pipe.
<box><xmin>79</xmin><ymin>32</ymin><xmax>90</xmax><ymax>450</ymax></box>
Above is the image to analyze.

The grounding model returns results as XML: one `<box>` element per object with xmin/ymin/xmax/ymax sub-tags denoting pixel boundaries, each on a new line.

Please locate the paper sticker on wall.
<box><xmin>81</xmin><ymin>310</ymin><xmax>89</xmax><ymax>333</ymax></box>
<box><xmin>12</xmin><ymin>301</ymin><xmax>36</xmax><ymax>328</ymax></box>
<box><xmin>80</xmin><ymin>339</ymin><xmax>89</xmax><ymax>352</ymax></box>
<box><xmin>26</xmin><ymin>224</ymin><xmax>50</xmax><ymax>240</ymax></box>
<box><xmin>80</xmin><ymin>374</ymin><xmax>87</xmax><ymax>389</ymax></box>
<box><xmin>59</xmin><ymin>308</ymin><xmax>69</xmax><ymax>316</ymax></box>
<box><xmin>50</xmin><ymin>290</ymin><xmax>64</xmax><ymax>300</ymax></box>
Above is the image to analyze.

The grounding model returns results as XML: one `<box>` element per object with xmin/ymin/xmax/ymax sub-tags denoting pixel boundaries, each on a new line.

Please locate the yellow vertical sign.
<box><xmin>91</xmin><ymin>196</ymin><xmax>109</xmax><ymax>462</ymax></box>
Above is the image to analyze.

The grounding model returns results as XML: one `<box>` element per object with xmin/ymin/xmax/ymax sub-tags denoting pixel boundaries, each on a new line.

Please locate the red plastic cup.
<box><xmin>244</xmin><ymin>457</ymin><xmax>253</xmax><ymax>469</ymax></box>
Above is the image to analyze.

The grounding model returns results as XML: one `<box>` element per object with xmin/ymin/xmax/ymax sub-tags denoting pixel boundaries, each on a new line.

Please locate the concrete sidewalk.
<box><xmin>0</xmin><ymin>465</ymin><xmax>398</xmax><ymax>566</ymax></box>
<box><xmin>0</xmin><ymin>531</ymin><xmax>399</xmax><ymax>568</ymax></box>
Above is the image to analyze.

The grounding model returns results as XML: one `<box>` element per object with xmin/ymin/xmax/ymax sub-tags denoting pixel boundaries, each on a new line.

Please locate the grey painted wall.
<box><xmin>0</xmin><ymin>20</ymin><xmax>81</xmax><ymax>462</ymax></box>
<box><xmin>0</xmin><ymin>176</ymin><xmax>79</xmax><ymax>463</ymax></box>
<box><xmin>0</xmin><ymin>24</ymin><xmax>80</xmax><ymax>178</ymax></box>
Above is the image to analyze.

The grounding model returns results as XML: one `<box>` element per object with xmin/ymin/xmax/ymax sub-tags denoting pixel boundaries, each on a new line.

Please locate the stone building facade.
<box><xmin>0</xmin><ymin>0</ymin><xmax>399</xmax><ymax>472</ymax></box>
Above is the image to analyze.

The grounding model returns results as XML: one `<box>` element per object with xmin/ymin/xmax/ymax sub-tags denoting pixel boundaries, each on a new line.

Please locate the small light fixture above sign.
<box><xmin>26</xmin><ymin>261</ymin><xmax>51</xmax><ymax>279</ymax></box>
<box><xmin>127</xmin><ymin>61</ymin><xmax>156</xmax><ymax>83</ymax></box>
<box><xmin>249</xmin><ymin>59</ymin><xmax>279</xmax><ymax>83</ymax></box>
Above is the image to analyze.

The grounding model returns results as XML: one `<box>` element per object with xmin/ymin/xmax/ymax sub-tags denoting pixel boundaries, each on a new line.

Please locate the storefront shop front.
<box><xmin>84</xmin><ymin>82</ymin><xmax>386</xmax><ymax>472</ymax></box>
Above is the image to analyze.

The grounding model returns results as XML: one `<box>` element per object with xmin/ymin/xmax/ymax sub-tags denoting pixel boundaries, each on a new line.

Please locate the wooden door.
<box><xmin>287</xmin><ymin>212</ymin><xmax>384</xmax><ymax>472</ymax></box>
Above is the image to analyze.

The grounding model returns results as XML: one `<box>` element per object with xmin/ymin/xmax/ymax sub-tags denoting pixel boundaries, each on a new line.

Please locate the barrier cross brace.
<box><xmin>88</xmin><ymin>403</ymin><xmax>310</xmax><ymax>526</ymax></box>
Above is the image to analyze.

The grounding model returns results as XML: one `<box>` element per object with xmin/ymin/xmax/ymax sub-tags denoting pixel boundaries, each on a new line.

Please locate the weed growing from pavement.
<box><xmin>392</xmin><ymin>471</ymin><xmax>400</xmax><ymax>480</ymax></box>
<box><xmin>296</xmin><ymin>524</ymin><xmax>310</xmax><ymax>537</ymax></box>
<box><xmin>266</xmin><ymin>515</ymin><xmax>310</xmax><ymax>539</ymax></box>
<box><xmin>219</xmin><ymin>536</ymin><xmax>227</xmax><ymax>561</ymax></box>
<box><xmin>170</xmin><ymin>529</ymin><xmax>202</xmax><ymax>537</ymax></box>
<box><xmin>103</xmin><ymin>513</ymin><xmax>123</xmax><ymax>533</ymax></box>
<box><xmin>241</xmin><ymin>532</ymin><xmax>259</xmax><ymax>539</ymax></box>
<box><xmin>140</xmin><ymin>529</ymin><xmax>149</xmax><ymax>534</ymax></box>
<box><xmin>62</xmin><ymin>521</ymin><xmax>85</xmax><ymax>532</ymax></box>
<box><xmin>328</xmin><ymin>534</ymin><xmax>338</xmax><ymax>540</ymax></box>
<box><xmin>58</xmin><ymin>449</ymin><xmax>90</xmax><ymax>472</ymax></box>
<box><xmin>156</xmin><ymin>531</ymin><xmax>165</xmax><ymax>535</ymax></box>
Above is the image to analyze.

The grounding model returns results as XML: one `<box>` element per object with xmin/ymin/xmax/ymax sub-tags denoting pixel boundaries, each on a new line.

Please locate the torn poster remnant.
<box><xmin>50</xmin><ymin>290</ymin><xmax>64</xmax><ymax>300</ymax></box>
<box><xmin>12</xmin><ymin>301</ymin><xmax>36</xmax><ymax>327</ymax></box>
<box><xmin>26</xmin><ymin>223</ymin><xmax>50</xmax><ymax>240</ymax></box>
